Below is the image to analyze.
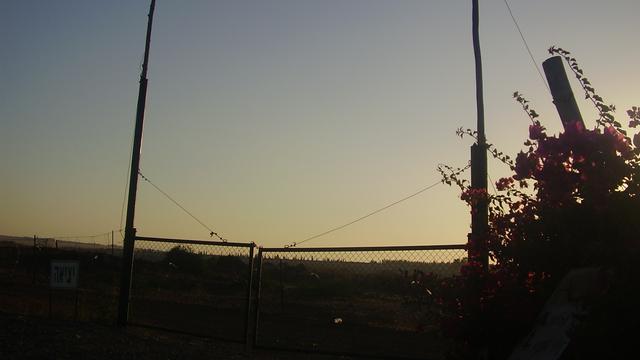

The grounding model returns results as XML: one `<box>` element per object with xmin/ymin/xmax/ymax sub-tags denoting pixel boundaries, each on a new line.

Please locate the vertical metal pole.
<box><xmin>75</xmin><ymin>262</ymin><xmax>81</xmax><ymax>321</ymax></box>
<box><xmin>117</xmin><ymin>0</ymin><xmax>156</xmax><ymax>327</ymax></box>
<box><xmin>469</xmin><ymin>3</ymin><xmax>489</xmax><ymax>358</ymax></box>
<box><xmin>112</xmin><ymin>230</ymin><xmax>115</xmax><ymax>256</ymax></box>
<box><xmin>244</xmin><ymin>243</ymin><xmax>256</xmax><ymax>349</ymax></box>
<box><xmin>472</xmin><ymin>0</ymin><xmax>485</xmax><ymax>145</ymax></box>
<box><xmin>48</xmin><ymin>288</ymin><xmax>52</xmax><ymax>319</ymax></box>
<box><xmin>470</xmin><ymin>0</ymin><xmax>488</xmax><ymax>271</ymax></box>
<box><xmin>251</xmin><ymin>249</ymin><xmax>264</xmax><ymax>348</ymax></box>
<box><xmin>32</xmin><ymin>235</ymin><xmax>37</xmax><ymax>284</ymax></box>
<box><xmin>74</xmin><ymin>288</ymin><xmax>79</xmax><ymax>321</ymax></box>
<box><xmin>279</xmin><ymin>258</ymin><xmax>284</xmax><ymax>311</ymax></box>
<box><xmin>470</xmin><ymin>144</ymin><xmax>488</xmax><ymax>269</ymax></box>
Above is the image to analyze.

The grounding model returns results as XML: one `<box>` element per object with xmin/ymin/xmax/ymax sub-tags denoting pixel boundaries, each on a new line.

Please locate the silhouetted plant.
<box><xmin>165</xmin><ymin>245</ymin><xmax>204</xmax><ymax>274</ymax></box>
<box><xmin>210</xmin><ymin>255</ymin><xmax>246</xmax><ymax>274</ymax></box>
<box><xmin>437</xmin><ymin>46</ymin><xmax>640</xmax><ymax>359</ymax></box>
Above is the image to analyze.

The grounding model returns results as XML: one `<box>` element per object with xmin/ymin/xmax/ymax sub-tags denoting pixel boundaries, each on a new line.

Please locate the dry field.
<box><xmin>0</xmin><ymin>311</ymin><xmax>379</xmax><ymax>360</ymax></box>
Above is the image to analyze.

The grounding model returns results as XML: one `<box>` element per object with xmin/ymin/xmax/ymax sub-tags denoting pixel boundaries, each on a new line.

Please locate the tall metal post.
<box><xmin>117</xmin><ymin>0</ymin><xmax>156</xmax><ymax>327</ymax></box>
<box><xmin>243</xmin><ymin>243</ymin><xmax>256</xmax><ymax>349</ymax></box>
<box><xmin>32</xmin><ymin>235</ymin><xmax>37</xmax><ymax>284</ymax></box>
<box><xmin>251</xmin><ymin>249</ymin><xmax>264</xmax><ymax>348</ymax></box>
<box><xmin>470</xmin><ymin>0</ymin><xmax>488</xmax><ymax>271</ymax></box>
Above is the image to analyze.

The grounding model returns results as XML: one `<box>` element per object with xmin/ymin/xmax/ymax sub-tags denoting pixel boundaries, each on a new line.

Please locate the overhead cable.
<box><xmin>138</xmin><ymin>171</ymin><xmax>228</xmax><ymax>242</ymax></box>
<box><xmin>503</xmin><ymin>0</ymin><xmax>551</xmax><ymax>94</ymax></box>
<box><xmin>285</xmin><ymin>177</ymin><xmax>451</xmax><ymax>248</ymax></box>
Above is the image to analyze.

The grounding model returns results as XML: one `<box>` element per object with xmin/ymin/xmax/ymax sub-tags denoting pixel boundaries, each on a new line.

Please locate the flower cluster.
<box><xmin>460</xmin><ymin>188</ymin><xmax>488</xmax><ymax>207</ymax></box>
<box><xmin>435</xmin><ymin>47</ymin><xmax>640</xmax><ymax>359</ymax></box>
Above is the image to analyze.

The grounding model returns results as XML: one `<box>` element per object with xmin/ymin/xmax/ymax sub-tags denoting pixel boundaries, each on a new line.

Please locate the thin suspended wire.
<box><xmin>285</xmin><ymin>179</ymin><xmax>444</xmax><ymax>248</ymax></box>
<box><xmin>503</xmin><ymin>0</ymin><xmax>551</xmax><ymax>94</ymax></box>
<box><xmin>138</xmin><ymin>171</ymin><xmax>228</xmax><ymax>242</ymax></box>
<box><xmin>47</xmin><ymin>230</ymin><xmax>115</xmax><ymax>240</ymax></box>
<box><xmin>487</xmin><ymin>172</ymin><xmax>498</xmax><ymax>195</ymax></box>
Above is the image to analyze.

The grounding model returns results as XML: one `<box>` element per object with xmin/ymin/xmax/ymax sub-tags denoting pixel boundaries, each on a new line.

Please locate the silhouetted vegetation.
<box><xmin>440</xmin><ymin>47</ymin><xmax>640</xmax><ymax>359</ymax></box>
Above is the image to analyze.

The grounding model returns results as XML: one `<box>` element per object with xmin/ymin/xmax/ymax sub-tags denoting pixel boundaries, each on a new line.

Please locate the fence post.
<box><xmin>251</xmin><ymin>248</ymin><xmax>264</xmax><ymax>348</ymax></box>
<box><xmin>244</xmin><ymin>243</ymin><xmax>255</xmax><ymax>349</ymax></box>
<box><xmin>117</xmin><ymin>227</ymin><xmax>136</xmax><ymax>326</ymax></box>
<box><xmin>32</xmin><ymin>235</ymin><xmax>37</xmax><ymax>284</ymax></box>
<box><xmin>279</xmin><ymin>258</ymin><xmax>285</xmax><ymax>311</ymax></box>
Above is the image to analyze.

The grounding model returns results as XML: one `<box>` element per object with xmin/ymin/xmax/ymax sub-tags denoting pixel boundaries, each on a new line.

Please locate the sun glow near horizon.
<box><xmin>1</xmin><ymin>1</ymin><xmax>638</xmax><ymax>247</ymax></box>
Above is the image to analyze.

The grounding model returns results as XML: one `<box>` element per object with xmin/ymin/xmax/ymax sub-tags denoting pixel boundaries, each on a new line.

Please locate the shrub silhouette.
<box><xmin>210</xmin><ymin>255</ymin><xmax>246</xmax><ymax>274</ymax></box>
<box><xmin>438</xmin><ymin>46</ymin><xmax>640</xmax><ymax>359</ymax></box>
<box><xmin>165</xmin><ymin>245</ymin><xmax>204</xmax><ymax>274</ymax></box>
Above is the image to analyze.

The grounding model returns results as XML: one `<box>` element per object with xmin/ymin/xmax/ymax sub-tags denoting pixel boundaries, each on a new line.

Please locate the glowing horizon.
<box><xmin>1</xmin><ymin>1</ymin><xmax>638</xmax><ymax>248</ymax></box>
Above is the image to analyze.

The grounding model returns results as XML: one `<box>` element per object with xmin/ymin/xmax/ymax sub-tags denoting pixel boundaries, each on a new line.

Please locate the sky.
<box><xmin>1</xmin><ymin>0</ymin><xmax>638</xmax><ymax>248</ymax></box>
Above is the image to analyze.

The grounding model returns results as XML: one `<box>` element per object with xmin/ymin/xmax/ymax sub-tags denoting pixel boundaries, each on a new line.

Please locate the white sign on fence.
<box><xmin>50</xmin><ymin>260</ymin><xmax>79</xmax><ymax>289</ymax></box>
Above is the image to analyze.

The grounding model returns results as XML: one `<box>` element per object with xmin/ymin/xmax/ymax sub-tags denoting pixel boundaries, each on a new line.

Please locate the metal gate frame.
<box><xmin>130</xmin><ymin>236</ymin><xmax>255</xmax><ymax>344</ymax></box>
<box><xmin>251</xmin><ymin>244</ymin><xmax>467</xmax><ymax>358</ymax></box>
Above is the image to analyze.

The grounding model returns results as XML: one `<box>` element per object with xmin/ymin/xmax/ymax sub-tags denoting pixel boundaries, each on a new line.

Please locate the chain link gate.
<box><xmin>130</xmin><ymin>236</ymin><xmax>255</xmax><ymax>342</ymax></box>
<box><xmin>252</xmin><ymin>244</ymin><xmax>467</xmax><ymax>359</ymax></box>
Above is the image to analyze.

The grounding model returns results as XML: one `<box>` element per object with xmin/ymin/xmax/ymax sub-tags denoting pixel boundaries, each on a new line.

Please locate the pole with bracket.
<box><xmin>469</xmin><ymin>3</ymin><xmax>489</xmax><ymax>355</ymax></box>
<box><xmin>117</xmin><ymin>0</ymin><xmax>156</xmax><ymax>327</ymax></box>
<box><xmin>470</xmin><ymin>0</ymin><xmax>489</xmax><ymax>271</ymax></box>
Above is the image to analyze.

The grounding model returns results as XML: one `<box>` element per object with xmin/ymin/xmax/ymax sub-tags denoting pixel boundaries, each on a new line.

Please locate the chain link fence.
<box><xmin>253</xmin><ymin>245</ymin><xmax>467</xmax><ymax>359</ymax></box>
<box><xmin>0</xmin><ymin>235</ymin><xmax>121</xmax><ymax>323</ymax></box>
<box><xmin>130</xmin><ymin>237</ymin><xmax>255</xmax><ymax>342</ymax></box>
<box><xmin>1</xmin><ymin>234</ymin><xmax>468</xmax><ymax>358</ymax></box>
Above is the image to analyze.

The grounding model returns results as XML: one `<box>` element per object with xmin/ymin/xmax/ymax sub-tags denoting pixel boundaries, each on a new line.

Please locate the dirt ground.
<box><xmin>0</xmin><ymin>312</ymin><xmax>365</xmax><ymax>360</ymax></box>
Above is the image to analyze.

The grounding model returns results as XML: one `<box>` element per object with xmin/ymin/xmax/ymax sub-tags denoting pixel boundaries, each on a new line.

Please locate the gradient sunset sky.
<box><xmin>1</xmin><ymin>0</ymin><xmax>638</xmax><ymax>247</ymax></box>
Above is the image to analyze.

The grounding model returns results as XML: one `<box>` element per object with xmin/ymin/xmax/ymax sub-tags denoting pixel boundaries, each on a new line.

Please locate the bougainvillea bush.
<box><xmin>436</xmin><ymin>47</ymin><xmax>640</xmax><ymax>359</ymax></box>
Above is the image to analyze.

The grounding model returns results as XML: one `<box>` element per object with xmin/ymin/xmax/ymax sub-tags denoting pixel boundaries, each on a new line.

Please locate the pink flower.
<box><xmin>460</xmin><ymin>188</ymin><xmax>488</xmax><ymax>206</ymax></box>
<box><xmin>565</xmin><ymin>120</ymin><xmax>585</xmax><ymax>134</ymax></box>
<box><xmin>495</xmin><ymin>177</ymin><xmax>514</xmax><ymax>191</ymax></box>
<box><xmin>604</xmin><ymin>126</ymin><xmax>630</xmax><ymax>149</ymax></box>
